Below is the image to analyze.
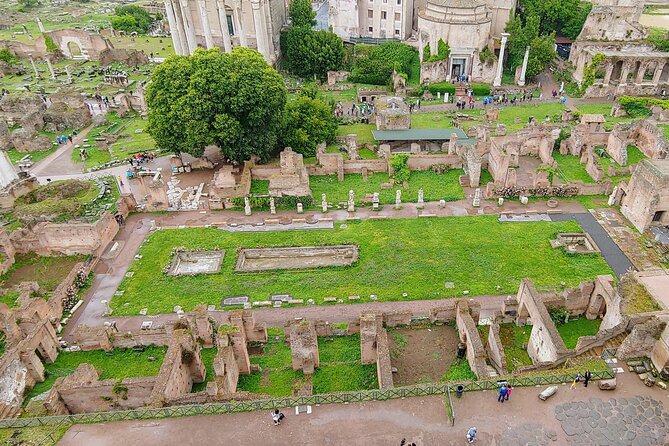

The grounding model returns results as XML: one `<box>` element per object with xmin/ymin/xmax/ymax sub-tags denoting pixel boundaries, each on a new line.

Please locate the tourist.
<box><xmin>506</xmin><ymin>384</ymin><xmax>512</xmax><ymax>401</ymax></box>
<box><xmin>571</xmin><ymin>372</ymin><xmax>583</xmax><ymax>389</ymax></box>
<box><xmin>584</xmin><ymin>370</ymin><xmax>592</xmax><ymax>387</ymax></box>
<box><xmin>117</xmin><ymin>176</ymin><xmax>124</xmax><ymax>186</ymax></box>
<box><xmin>271</xmin><ymin>409</ymin><xmax>284</xmax><ymax>425</ymax></box>
<box><xmin>498</xmin><ymin>384</ymin><xmax>508</xmax><ymax>402</ymax></box>
<box><xmin>466</xmin><ymin>427</ymin><xmax>477</xmax><ymax>443</ymax></box>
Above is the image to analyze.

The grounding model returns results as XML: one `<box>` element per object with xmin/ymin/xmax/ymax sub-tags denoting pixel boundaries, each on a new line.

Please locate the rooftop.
<box><xmin>372</xmin><ymin>128</ymin><xmax>474</xmax><ymax>143</ymax></box>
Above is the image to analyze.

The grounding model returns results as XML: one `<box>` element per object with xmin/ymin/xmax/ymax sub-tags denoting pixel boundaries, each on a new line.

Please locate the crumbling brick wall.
<box><xmin>288</xmin><ymin>319</ymin><xmax>319</xmax><ymax>374</ymax></box>
<box><xmin>359</xmin><ymin>313</ymin><xmax>393</xmax><ymax>389</ymax></box>
<box><xmin>486</xmin><ymin>323</ymin><xmax>508</xmax><ymax>375</ymax></box>
<box><xmin>455</xmin><ymin>302</ymin><xmax>490</xmax><ymax>379</ymax></box>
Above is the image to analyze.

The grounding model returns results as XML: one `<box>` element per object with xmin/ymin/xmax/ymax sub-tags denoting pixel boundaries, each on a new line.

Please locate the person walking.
<box><xmin>498</xmin><ymin>384</ymin><xmax>508</xmax><ymax>403</ymax></box>
<box><xmin>505</xmin><ymin>384</ymin><xmax>512</xmax><ymax>401</ymax></box>
<box><xmin>271</xmin><ymin>409</ymin><xmax>285</xmax><ymax>425</ymax></box>
<box><xmin>467</xmin><ymin>427</ymin><xmax>477</xmax><ymax>443</ymax></box>
<box><xmin>571</xmin><ymin>373</ymin><xmax>582</xmax><ymax>389</ymax></box>
<box><xmin>584</xmin><ymin>370</ymin><xmax>592</xmax><ymax>387</ymax></box>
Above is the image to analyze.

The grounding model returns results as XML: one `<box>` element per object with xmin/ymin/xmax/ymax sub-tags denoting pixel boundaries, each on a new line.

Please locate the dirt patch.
<box><xmin>388</xmin><ymin>325</ymin><xmax>459</xmax><ymax>386</ymax></box>
<box><xmin>235</xmin><ymin>245</ymin><xmax>359</xmax><ymax>272</ymax></box>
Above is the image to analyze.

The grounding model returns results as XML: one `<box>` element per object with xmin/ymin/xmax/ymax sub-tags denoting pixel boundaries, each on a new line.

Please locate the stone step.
<box><xmin>485</xmin><ymin>364</ymin><xmax>498</xmax><ymax>377</ymax></box>
<box><xmin>459</xmin><ymin>175</ymin><xmax>470</xmax><ymax>187</ymax></box>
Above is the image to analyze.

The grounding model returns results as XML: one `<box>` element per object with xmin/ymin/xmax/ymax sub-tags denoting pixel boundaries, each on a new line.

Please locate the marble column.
<box><xmin>28</xmin><ymin>54</ymin><xmax>40</xmax><ymax>79</ymax></box>
<box><xmin>261</xmin><ymin>0</ymin><xmax>274</xmax><ymax>56</ymax></box>
<box><xmin>197</xmin><ymin>0</ymin><xmax>214</xmax><ymax>49</ymax></box>
<box><xmin>620</xmin><ymin>62</ymin><xmax>631</xmax><ymax>86</ymax></box>
<box><xmin>517</xmin><ymin>45</ymin><xmax>530</xmax><ymax>87</ymax></box>
<box><xmin>636</xmin><ymin>62</ymin><xmax>648</xmax><ymax>84</ymax></box>
<box><xmin>603</xmin><ymin>63</ymin><xmax>614</xmax><ymax>86</ymax></box>
<box><xmin>493</xmin><ymin>33</ymin><xmax>509</xmax><ymax>87</ymax></box>
<box><xmin>45</xmin><ymin>56</ymin><xmax>56</xmax><ymax>79</ymax></box>
<box><xmin>35</xmin><ymin>17</ymin><xmax>45</xmax><ymax>33</ymax></box>
<box><xmin>251</xmin><ymin>0</ymin><xmax>270</xmax><ymax>61</ymax></box>
<box><xmin>179</xmin><ymin>0</ymin><xmax>198</xmax><ymax>54</ymax></box>
<box><xmin>164</xmin><ymin>0</ymin><xmax>184</xmax><ymax>55</ymax></box>
<box><xmin>216</xmin><ymin>0</ymin><xmax>232</xmax><ymax>52</ymax></box>
<box><xmin>233</xmin><ymin>0</ymin><xmax>247</xmax><ymax>47</ymax></box>
<box><xmin>652</xmin><ymin>63</ymin><xmax>666</xmax><ymax>85</ymax></box>
<box><xmin>0</xmin><ymin>151</ymin><xmax>19</xmax><ymax>189</ymax></box>
<box><xmin>418</xmin><ymin>30</ymin><xmax>424</xmax><ymax>63</ymax></box>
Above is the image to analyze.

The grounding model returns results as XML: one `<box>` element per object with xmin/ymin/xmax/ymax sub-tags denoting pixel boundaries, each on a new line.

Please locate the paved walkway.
<box><xmin>30</xmin><ymin>126</ymin><xmax>93</xmax><ymax>176</ymax></box>
<box><xmin>550</xmin><ymin>212</ymin><xmax>634</xmax><ymax>277</ymax></box>
<box><xmin>58</xmin><ymin>362</ymin><xmax>669</xmax><ymax>446</ymax></box>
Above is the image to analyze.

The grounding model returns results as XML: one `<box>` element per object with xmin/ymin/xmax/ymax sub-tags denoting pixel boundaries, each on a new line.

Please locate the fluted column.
<box><xmin>233</xmin><ymin>0</ymin><xmax>247</xmax><ymax>47</ymax></box>
<box><xmin>164</xmin><ymin>0</ymin><xmax>184</xmax><ymax>55</ymax></box>
<box><xmin>179</xmin><ymin>0</ymin><xmax>198</xmax><ymax>54</ymax></box>
<box><xmin>197</xmin><ymin>0</ymin><xmax>214</xmax><ymax>48</ymax></box>
<box><xmin>261</xmin><ymin>0</ymin><xmax>274</xmax><ymax>57</ymax></box>
<box><xmin>493</xmin><ymin>33</ymin><xmax>509</xmax><ymax>87</ymax></box>
<box><xmin>216</xmin><ymin>0</ymin><xmax>232</xmax><ymax>52</ymax></box>
<box><xmin>251</xmin><ymin>0</ymin><xmax>270</xmax><ymax>61</ymax></box>
<box><xmin>517</xmin><ymin>46</ymin><xmax>530</xmax><ymax>87</ymax></box>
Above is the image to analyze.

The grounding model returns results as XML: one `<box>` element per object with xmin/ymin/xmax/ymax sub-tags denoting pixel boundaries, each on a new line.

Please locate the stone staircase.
<box><xmin>459</xmin><ymin>175</ymin><xmax>470</xmax><ymax>187</ymax></box>
<box><xmin>574</xmin><ymin>332</ymin><xmax>627</xmax><ymax>360</ymax></box>
<box><xmin>485</xmin><ymin>363</ymin><xmax>499</xmax><ymax>378</ymax></box>
<box><xmin>455</xmin><ymin>82</ymin><xmax>467</xmax><ymax>98</ymax></box>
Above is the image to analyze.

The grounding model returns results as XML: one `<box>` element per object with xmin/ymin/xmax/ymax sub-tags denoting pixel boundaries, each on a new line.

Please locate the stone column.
<box><xmin>164</xmin><ymin>0</ymin><xmax>184</xmax><ymax>55</ymax></box>
<box><xmin>216</xmin><ymin>0</ymin><xmax>232</xmax><ymax>52</ymax></box>
<box><xmin>603</xmin><ymin>63</ymin><xmax>614</xmax><ymax>86</ymax></box>
<box><xmin>251</xmin><ymin>0</ymin><xmax>270</xmax><ymax>62</ymax></box>
<box><xmin>418</xmin><ymin>30</ymin><xmax>424</xmax><ymax>62</ymax></box>
<box><xmin>28</xmin><ymin>54</ymin><xmax>40</xmax><ymax>79</ymax></box>
<box><xmin>493</xmin><ymin>33</ymin><xmax>510</xmax><ymax>87</ymax></box>
<box><xmin>261</xmin><ymin>0</ymin><xmax>275</xmax><ymax>57</ymax></box>
<box><xmin>45</xmin><ymin>55</ymin><xmax>56</xmax><ymax>79</ymax></box>
<box><xmin>620</xmin><ymin>62</ymin><xmax>631</xmax><ymax>86</ymax></box>
<box><xmin>233</xmin><ymin>0</ymin><xmax>247</xmax><ymax>47</ymax></box>
<box><xmin>35</xmin><ymin>17</ymin><xmax>45</xmax><ymax>33</ymax></box>
<box><xmin>197</xmin><ymin>0</ymin><xmax>214</xmax><ymax>49</ymax></box>
<box><xmin>636</xmin><ymin>62</ymin><xmax>648</xmax><ymax>84</ymax></box>
<box><xmin>653</xmin><ymin>63</ymin><xmax>666</xmax><ymax>85</ymax></box>
<box><xmin>517</xmin><ymin>46</ymin><xmax>530</xmax><ymax>87</ymax></box>
<box><xmin>179</xmin><ymin>0</ymin><xmax>198</xmax><ymax>54</ymax></box>
<box><xmin>0</xmin><ymin>151</ymin><xmax>19</xmax><ymax>188</ymax></box>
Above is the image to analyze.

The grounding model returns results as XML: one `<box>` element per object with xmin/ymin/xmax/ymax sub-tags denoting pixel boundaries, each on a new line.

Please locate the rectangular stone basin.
<box><xmin>167</xmin><ymin>250</ymin><xmax>225</xmax><ymax>276</ymax></box>
<box><xmin>235</xmin><ymin>245</ymin><xmax>359</xmax><ymax>272</ymax></box>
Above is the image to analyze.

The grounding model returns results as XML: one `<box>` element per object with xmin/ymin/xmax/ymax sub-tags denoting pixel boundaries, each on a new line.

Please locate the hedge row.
<box><xmin>427</xmin><ymin>82</ymin><xmax>491</xmax><ymax>96</ymax></box>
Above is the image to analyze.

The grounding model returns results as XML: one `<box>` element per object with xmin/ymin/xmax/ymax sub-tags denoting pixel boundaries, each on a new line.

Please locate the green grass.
<box><xmin>411</xmin><ymin>112</ymin><xmax>455</xmax><ymax>129</ymax></box>
<box><xmin>192</xmin><ymin>347</ymin><xmax>217</xmax><ymax>392</ymax></box>
<box><xmin>0</xmin><ymin>425</ymin><xmax>69</xmax><ymax>445</ymax></box>
<box><xmin>499</xmin><ymin>324</ymin><xmax>533</xmax><ymax>372</ymax></box>
<box><xmin>24</xmin><ymin>347</ymin><xmax>167</xmax><ymax>403</ymax></box>
<box><xmin>358</xmin><ymin>148</ymin><xmax>378</xmax><ymax>159</ymax></box>
<box><xmin>479</xmin><ymin>169</ymin><xmax>494</xmax><ymax>185</ymax></box>
<box><xmin>441</xmin><ymin>357</ymin><xmax>477</xmax><ymax>382</ymax></box>
<box><xmin>313</xmin><ymin>364</ymin><xmax>378</xmax><ymax>393</ymax></box>
<box><xmin>598</xmin><ymin>145</ymin><xmax>647</xmax><ymax>185</ymax></box>
<box><xmin>319</xmin><ymin>334</ymin><xmax>362</xmax><ymax>362</ymax></box>
<box><xmin>113</xmin><ymin>216</ymin><xmax>613</xmax><ymax>315</ymax></box>
<box><xmin>0</xmin><ymin>253</ymin><xmax>85</xmax><ymax>294</ymax></box>
<box><xmin>250</xmin><ymin>180</ymin><xmax>270</xmax><ymax>195</ymax></box>
<box><xmin>310</xmin><ymin>170</ymin><xmax>465</xmax><ymax>206</ymax></box>
<box><xmin>336</xmin><ymin>123</ymin><xmax>375</xmax><ymax>145</ymax></box>
<box><xmin>661</xmin><ymin>125</ymin><xmax>669</xmax><ymax>141</ymax></box>
<box><xmin>557</xmin><ymin>317</ymin><xmax>601</xmax><ymax>349</ymax></box>
<box><xmin>0</xmin><ymin>290</ymin><xmax>20</xmax><ymax>308</ymax></box>
<box><xmin>553</xmin><ymin>152</ymin><xmax>595</xmax><ymax>184</ymax></box>
<box><xmin>237</xmin><ymin>368</ymin><xmax>303</xmax><ymax>397</ymax></box>
<box><xmin>574</xmin><ymin>103</ymin><xmax>638</xmax><ymax>130</ymax></box>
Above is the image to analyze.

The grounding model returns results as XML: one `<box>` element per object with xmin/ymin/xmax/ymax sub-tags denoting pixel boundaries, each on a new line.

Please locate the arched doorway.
<box><xmin>610</xmin><ymin>60</ymin><xmax>623</xmax><ymax>83</ymax></box>
<box><xmin>644</xmin><ymin>62</ymin><xmax>656</xmax><ymax>81</ymax></box>
<box><xmin>660</xmin><ymin>64</ymin><xmax>669</xmax><ymax>83</ymax></box>
<box><xmin>67</xmin><ymin>41</ymin><xmax>83</xmax><ymax>58</ymax></box>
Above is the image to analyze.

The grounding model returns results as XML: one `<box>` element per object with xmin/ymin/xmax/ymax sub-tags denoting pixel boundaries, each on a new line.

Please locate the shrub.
<box><xmin>425</xmin><ymin>39</ymin><xmax>450</xmax><ymax>63</ymax></box>
<box><xmin>479</xmin><ymin>46</ymin><xmax>496</xmax><ymax>64</ymax></box>
<box><xmin>470</xmin><ymin>83</ymin><xmax>491</xmax><ymax>96</ymax></box>
<box><xmin>0</xmin><ymin>48</ymin><xmax>18</xmax><ymax>64</ymax></box>
<box><xmin>349</xmin><ymin>42</ymin><xmax>417</xmax><ymax>85</ymax></box>
<box><xmin>549</xmin><ymin>308</ymin><xmax>570</xmax><ymax>327</ymax></box>
<box><xmin>619</xmin><ymin>96</ymin><xmax>669</xmax><ymax>117</ymax></box>
<box><xmin>232</xmin><ymin>195</ymin><xmax>313</xmax><ymax>209</ymax></box>
<box><xmin>427</xmin><ymin>82</ymin><xmax>456</xmax><ymax>95</ymax></box>
<box><xmin>390</xmin><ymin>154</ymin><xmax>410</xmax><ymax>184</ymax></box>
<box><xmin>112</xmin><ymin>5</ymin><xmax>154</xmax><ymax>34</ymax></box>
<box><xmin>43</xmin><ymin>34</ymin><xmax>58</xmax><ymax>53</ymax></box>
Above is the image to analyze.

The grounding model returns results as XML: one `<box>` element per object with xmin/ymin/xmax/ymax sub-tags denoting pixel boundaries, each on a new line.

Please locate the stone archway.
<box><xmin>661</xmin><ymin>64</ymin><xmax>669</xmax><ymax>83</ymax></box>
<box><xmin>611</xmin><ymin>60</ymin><xmax>624</xmax><ymax>83</ymax></box>
<box><xmin>67</xmin><ymin>41</ymin><xmax>83</xmax><ymax>58</ymax></box>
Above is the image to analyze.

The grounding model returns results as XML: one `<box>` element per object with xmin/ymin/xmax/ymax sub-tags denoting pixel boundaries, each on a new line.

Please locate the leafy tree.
<box><xmin>520</xmin><ymin>0</ymin><xmax>591</xmax><ymax>39</ymax></box>
<box><xmin>289</xmin><ymin>0</ymin><xmax>316</xmax><ymax>28</ymax></box>
<box><xmin>146</xmin><ymin>48</ymin><xmax>287</xmax><ymax>163</ymax></box>
<box><xmin>284</xmin><ymin>27</ymin><xmax>344</xmax><ymax>80</ymax></box>
<box><xmin>349</xmin><ymin>42</ymin><xmax>417</xmax><ymax>85</ymax></box>
<box><xmin>299</xmin><ymin>83</ymin><xmax>319</xmax><ymax>99</ymax></box>
<box><xmin>17</xmin><ymin>0</ymin><xmax>39</xmax><ymax>11</ymax></box>
<box><xmin>112</xmin><ymin>5</ymin><xmax>154</xmax><ymax>34</ymax></box>
<box><xmin>425</xmin><ymin>39</ymin><xmax>450</xmax><ymax>63</ymax></box>
<box><xmin>504</xmin><ymin>15</ymin><xmax>556</xmax><ymax>79</ymax></box>
<box><xmin>280</xmin><ymin>96</ymin><xmax>337</xmax><ymax>157</ymax></box>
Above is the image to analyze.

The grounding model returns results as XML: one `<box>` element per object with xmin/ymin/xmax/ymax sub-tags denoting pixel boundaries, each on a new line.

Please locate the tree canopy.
<box><xmin>289</xmin><ymin>0</ymin><xmax>316</xmax><ymax>28</ymax></box>
<box><xmin>146</xmin><ymin>48</ymin><xmax>287</xmax><ymax>163</ymax></box>
<box><xmin>349</xmin><ymin>42</ymin><xmax>417</xmax><ymax>85</ymax></box>
<box><xmin>280</xmin><ymin>95</ymin><xmax>337</xmax><ymax>158</ymax></box>
<box><xmin>284</xmin><ymin>27</ymin><xmax>344</xmax><ymax>80</ymax></box>
<box><xmin>111</xmin><ymin>5</ymin><xmax>154</xmax><ymax>34</ymax></box>
<box><xmin>504</xmin><ymin>15</ymin><xmax>556</xmax><ymax>79</ymax></box>
<box><xmin>520</xmin><ymin>0</ymin><xmax>591</xmax><ymax>40</ymax></box>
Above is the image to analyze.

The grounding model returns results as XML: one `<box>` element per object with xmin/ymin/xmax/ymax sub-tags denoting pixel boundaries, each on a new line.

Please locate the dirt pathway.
<box><xmin>30</xmin><ymin>125</ymin><xmax>93</xmax><ymax>176</ymax></box>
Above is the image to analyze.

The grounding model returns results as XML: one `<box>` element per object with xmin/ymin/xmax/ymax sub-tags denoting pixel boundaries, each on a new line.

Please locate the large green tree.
<box><xmin>280</xmin><ymin>95</ymin><xmax>337</xmax><ymax>157</ymax></box>
<box><xmin>520</xmin><ymin>0</ymin><xmax>591</xmax><ymax>40</ymax></box>
<box><xmin>111</xmin><ymin>5</ymin><xmax>154</xmax><ymax>34</ymax></box>
<box><xmin>504</xmin><ymin>15</ymin><xmax>556</xmax><ymax>79</ymax></box>
<box><xmin>289</xmin><ymin>0</ymin><xmax>316</xmax><ymax>28</ymax></box>
<box><xmin>146</xmin><ymin>48</ymin><xmax>287</xmax><ymax>163</ymax></box>
<box><xmin>284</xmin><ymin>27</ymin><xmax>344</xmax><ymax>80</ymax></box>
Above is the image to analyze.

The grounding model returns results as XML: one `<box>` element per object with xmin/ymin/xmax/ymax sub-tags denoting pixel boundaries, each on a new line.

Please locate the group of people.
<box><xmin>497</xmin><ymin>383</ymin><xmax>513</xmax><ymax>403</ymax></box>
<box><xmin>127</xmin><ymin>152</ymin><xmax>155</xmax><ymax>166</ymax></box>
<box><xmin>55</xmin><ymin>131</ymin><xmax>77</xmax><ymax>145</ymax></box>
<box><xmin>571</xmin><ymin>370</ymin><xmax>593</xmax><ymax>389</ymax></box>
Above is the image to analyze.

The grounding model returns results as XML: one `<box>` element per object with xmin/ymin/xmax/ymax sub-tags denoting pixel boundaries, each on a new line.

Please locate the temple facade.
<box><xmin>163</xmin><ymin>0</ymin><xmax>286</xmax><ymax>63</ymax></box>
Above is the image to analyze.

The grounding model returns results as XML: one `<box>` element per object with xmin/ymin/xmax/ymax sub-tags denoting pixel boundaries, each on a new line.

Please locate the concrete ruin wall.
<box><xmin>486</xmin><ymin>323</ymin><xmax>508</xmax><ymax>375</ymax></box>
<box><xmin>0</xmin><ymin>228</ymin><xmax>15</xmax><ymax>275</ymax></box>
<box><xmin>515</xmin><ymin>279</ymin><xmax>569</xmax><ymax>364</ymax></box>
<box><xmin>629</xmin><ymin>120</ymin><xmax>668</xmax><ymax>160</ymax></box>
<box><xmin>359</xmin><ymin>313</ymin><xmax>393</xmax><ymax>389</ymax></box>
<box><xmin>406</xmin><ymin>154</ymin><xmax>461</xmax><ymax>171</ymax></box>
<box><xmin>429</xmin><ymin>299</ymin><xmax>482</xmax><ymax>324</ymax></box>
<box><xmin>607</xmin><ymin>124</ymin><xmax>630</xmax><ymax>165</ymax></box>
<box><xmin>213</xmin><ymin>334</ymin><xmax>240</xmax><ymax>396</ymax></box>
<box><xmin>455</xmin><ymin>302</ymin><xmax>490</xmax><ymax>379</ymax></box>
<box><xmin>651</xmin><ymin>317</ymin><xmax>669</xmax><ymax>372</ymax></box>
<box><xmin>621</xmin><ymin>159</ymin><xmax>669</xmax><ymax>232</ymax></box>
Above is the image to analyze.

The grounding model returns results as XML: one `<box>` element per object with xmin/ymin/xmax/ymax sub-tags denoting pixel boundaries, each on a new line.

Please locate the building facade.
<box><xmin>329</xmin><ymin>0</ymin><xmax>414</xmax><ymax>41</ymax></box>
<box><xmin>163</xmin><ymin>0</ymin><xmax>286</xmax><ymax>63</ymax></box>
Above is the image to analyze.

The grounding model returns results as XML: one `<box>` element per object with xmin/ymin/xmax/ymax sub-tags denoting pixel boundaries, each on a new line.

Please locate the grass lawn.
<box><xmin>0</xmin><ymin>425</ymin><xmax>69</xmax><ymax>445</ymax></box>
<box><xmin>499</xmin><ymin>324</ymin><xmax>533</xmax><ymax>372</ymax></box>
<box><xmin>24</xmin><ymin>347</ymin><xmax>167</xmax><ymax>402</ymax></box>
<box><xmin>113</xmin><ymin>216</ymin><xmax>613</xmax><ymax>315</ymax></box>
<box><xmin>192</xmin><ymin>347</ymin><xmax>217</xmax><ymax>392</ymax></box>
<box><xmin>557</xmin><ymin>318</ymin><xmax>602</xmax><ymax>349</ymax></box>
<box><xmin>310</xmin><ymin>170</ymin><xmax>465</xmax><ymax>206</ymax></box>
<box><xmin>411</xmin><ymin>112</ymin><xmax>455</xmax><ymax>129</ymax></box>
<box><xmin>441</xmin><ymin>357</ymin><xmax>477</xmax><ymax>382</ymax></box>
<box><xmin>336</xmin><ymin>123</ymin><xmax>376</xmax><ymax>145</ymax></box>
<box><xmin>250</xmin><ymin>180</ymin><xmax>270</xmax><ymax>195</ymax></box>
<box><xmin>661</xmin><ymin>125</ymin><xmax>669</xmax><ymax>141</ymax></box>
<box><xmin>358</xmin><ymin>148</ymin><xmax>378</xmax><ymax>159</ymax></box>
<box><xmin>574</xmin><ymin>103</ymin><xmax>638</xmax><ymax>130</ymax></box>
<box><xmin>553</xmin><ymin>152</ymin><xmax>595</xmax><ymax>184</ymax></box>
<box><xmin>0</xmin><ymin>253</ymin><xmax>85</xmax><ymax>294</ymax></box>
<box><xmin>599</xmin><ymin>145</ymin><xmax>647</xmax><ymax>185</ymax></box>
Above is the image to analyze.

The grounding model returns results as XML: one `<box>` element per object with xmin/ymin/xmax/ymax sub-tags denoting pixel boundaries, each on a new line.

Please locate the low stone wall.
<box><xmin>486</xmin><ymin>323</ymin><xmax>508</xmax><ymax>375</ymax></box>
<box><xmin>0</xmin><ymin>177</ymin><xmax>39</xmax><ymax>210</ymax></box>
<box><xmin>343</xmin><ymin>159</ymin><xmax>388</xmax><ymax>174</ymax></box>
<box><xmin>360</xmin><ymin>313</ymin><xmax>393</xmax><ymax>389</ymax></box>
<box><xmin>407</xmin><ymin>154</ymin><xmax>461</xmax><ymax>171</ymax></box>
<box><xmin>455</xmin><ymin>302</ymin><xmax>490</xmax><ymax>379</ymax></box>
<box><xmin>249</xmin><ymin>165</ymin><xmax>280</xmax><ymax>181</ymax></box>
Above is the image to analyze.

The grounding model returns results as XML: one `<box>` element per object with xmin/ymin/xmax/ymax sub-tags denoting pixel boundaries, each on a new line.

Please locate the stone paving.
<box><xmin>499</xmin><ymin>422</ymin><xmax>559</xmax><ymax>446</ymax></box>
<box><xmin>555</xmin><ymin>396</ymin><xmax>669</xmax><ymax>446</ymax></box>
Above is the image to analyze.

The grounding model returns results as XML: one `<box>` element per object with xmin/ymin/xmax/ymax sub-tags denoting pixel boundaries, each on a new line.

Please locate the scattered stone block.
<box><xmin>657</xmin><ymin>381</ymin><xmax>667</xmax><ymax>390</ymax></box>
<box><xmin>598</xmin><ymin>378</ymin><xmax>617</xmax><ymax>390</ymax></box>
<box><xmin>324</xmin><ymin>297</ymin><xmax>337</xmax><ymax>303</ymax></box>
<box><xmin>644</xmin><ymin>376</ymin><xmax>656</xmax><ymax>387</ymax></box>
<box><xmin>539</xmin><ymin>386</ymin><xmax>558</xmax><ymax>401</ymax></box>
<box><xmin>222</xmin><ymin>295</ymin><xmax>249</xmax><ymax>306</ymax></box>
<box><xmin>253</xmin><ymin>301</ymin><xmax>272</xmax><ymax>307</ymax></box>
<box><xmin>139</xmin><ymin>308</ymin><xmax>148</xmax><ymax>315</ymax></box>
<box><xmin>270</xmin><ymin>294</ymin><xmax>293</xmax><ymax>302</ymax></box>
<box><xmin>348</xmin><ymin>295</ymin><xmax>360</xmax><ymax>300</ymax></box>
<box><xmin>288</xmin><ymin>299</ymin><xmax>304</xmax><ymax>304</ymax></box>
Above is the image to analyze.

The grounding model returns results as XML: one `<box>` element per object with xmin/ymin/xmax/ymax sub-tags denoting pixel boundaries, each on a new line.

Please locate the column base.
<box><xmin>493</xmin><ymin>78</ymin><xmax>502</xmax><ymax>87</ymax></box>
<box><xmin>517</xmin><ymin>80</ymin><xmax>525</xmax><ymax>87</ymax></box>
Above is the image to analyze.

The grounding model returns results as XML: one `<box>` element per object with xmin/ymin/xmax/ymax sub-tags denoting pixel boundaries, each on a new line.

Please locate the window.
<box><xmin>368</xmin><ymin>9</ymin><xmax>373</xmax><ymax>18</ymax></box>
<box><xmin>397</xmin><ymin>0</ymin><xmax>401</xmax><ymax>3</ymax></box>
<box><xmin>395</xmin><ymin>12</ymin><xmax>400</xmax><ymax>21</ymax></box>
<box><xmin>395</xmin><ymin>29</ymin><xmax>400</xmax><ymax>35</ymax></box>
<box><xmin>226</xmin><ymin>15</ymin><xmax>234</xmax><ymax>36</ymax></box>
<box><xmin>381</xmin><ymin>11</ymin><xmax>387</xmax><ymax>19</ymax></box>
<box><xmin>369</xmin><ymin>26</ymin><xmax>373</xmax><ymax>33</ymax></box>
